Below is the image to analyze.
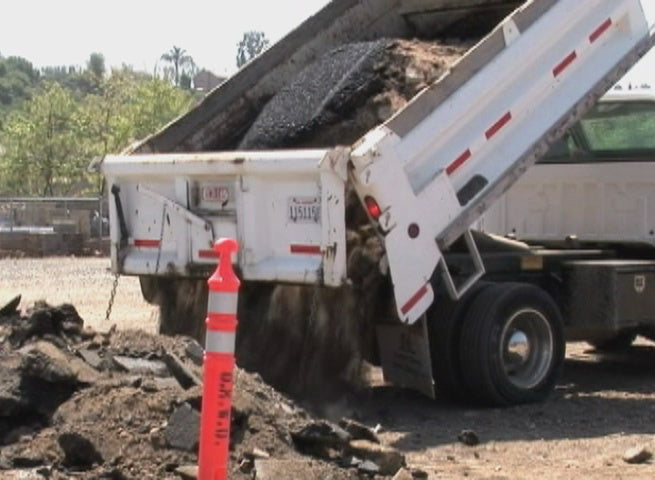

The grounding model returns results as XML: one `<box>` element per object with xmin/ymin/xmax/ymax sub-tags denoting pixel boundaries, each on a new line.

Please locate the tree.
<box><xmin>0</xmin><ymin>64</ymin><xmax>196</xmax><ymax>197</ymax></box>
<box><xmin>87</xmin><ymin>52</ymin><xmax>106</xmax><ymax>81</ymax></box>
<box><xmin>41</xmin><ymin>65</ymin><xmax>96</xmax><ymax>96</ymax></box>
<box><xmin>0</xmin><ymin>55</ymin><xmax>40</xmax><ymax>123</ymax></box>
<box><xmin>0</xmin><ymin>83</ymin><xmax>85</xmax><ymax>196</ymax></box>
<box><xmin>78</xmin><ymin>71</ymin><xmax>194</xmax><ymax>193</ymax></box>
<box><xmin>236</xmin><ymin>31</ymin><xmax>269</xmax><ymax>68</ymax></box>
<box><xmin>160</xmin><ymin>46</ymin><xmax>195</xmax><ymax>87</ymax></box>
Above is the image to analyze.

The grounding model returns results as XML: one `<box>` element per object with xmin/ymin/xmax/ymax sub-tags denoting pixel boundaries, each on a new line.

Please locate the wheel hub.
<box><xmin>501</xmin><ymin>308</ymin><xmax>553</xmax><ymax>390</ymax></box>
<box><xmin>506</xmin><ymin>330</ymin><xmax>530</xmax><ymax>366</ymax></box>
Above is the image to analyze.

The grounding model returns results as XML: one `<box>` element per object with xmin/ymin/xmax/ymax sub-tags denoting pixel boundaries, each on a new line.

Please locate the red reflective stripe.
<box><xmin>446</xmin><ymin>149</ymin><xmax>472</xmax><ymax>175</ymax></box>
<box><xmin>134</xmin><ymin>239</ymin><xmax>160</xmax><ymax>248</ymax></box>
<box><xmin>485</xmin><ymin>111</ymin><xmax>512</xmax><ymax>139</ymax></box>
<box><xmin>401</xmin><ymin>284</ymin><xmax>429</xmax><ymax>316</ymax></box>
<box><xmin>589</xmin><ymin>18</ymin><xmax>612</xmax><ymax>43</ymax></box>
<box><xmin>290</xmin><ymin>244</ymin><xmax>321</xmax><ymax>255</ymax></box>
<box><xmin>199</xmin><ymin>249</ymin><xmax>219</xmax><ymax>258</ymax></box>
<box><xmin>553</xmin><ymin>51</ymin><xmax>578</xmax><ymax>77</ymax></box>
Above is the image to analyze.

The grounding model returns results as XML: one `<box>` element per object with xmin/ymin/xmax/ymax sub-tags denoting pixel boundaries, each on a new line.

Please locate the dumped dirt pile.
<box><xmin>0</xmin><ymin>298</ymin><xmax>416</xmax><ymax>479</ymax></box>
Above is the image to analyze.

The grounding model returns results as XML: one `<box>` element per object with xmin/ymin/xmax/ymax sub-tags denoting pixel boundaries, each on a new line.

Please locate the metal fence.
<box><xmin>0</xmin><ymin>196</ymin><xmax>106</xmax><ymax>238</ymax></box>
<box><xmin>0</xmin><ymin>197</ymin><xmax>108</xmax><ymax>256</ymax></box>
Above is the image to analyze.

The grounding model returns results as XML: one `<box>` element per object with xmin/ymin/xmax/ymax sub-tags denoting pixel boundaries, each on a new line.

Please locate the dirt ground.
<box><xmin>0</xmin><ymin>256</ymin><xmax>158</xmax><ymax>332</ymax></box>
<box><xmin>2</xmin><ymin>256</ymin><xmax>655</xmax><ymax>479</ymax></box>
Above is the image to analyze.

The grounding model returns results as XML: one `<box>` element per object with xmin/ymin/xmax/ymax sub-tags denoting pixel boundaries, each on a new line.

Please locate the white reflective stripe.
<box><xmin>207</xmin><ymin>291</ymin><xmax>238</xmax><ymax>314</ymax></box>
<box><xmin>205</xmin><ymin>330</ymin><xmax>236</xmax><ymax>354</ymax></box>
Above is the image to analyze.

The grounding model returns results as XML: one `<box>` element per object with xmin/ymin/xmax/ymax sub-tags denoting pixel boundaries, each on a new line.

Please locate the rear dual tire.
<box><xmin>458</xmin><ymin>282</ymin><xmax>565</xmax><ymax>406</ymax></box>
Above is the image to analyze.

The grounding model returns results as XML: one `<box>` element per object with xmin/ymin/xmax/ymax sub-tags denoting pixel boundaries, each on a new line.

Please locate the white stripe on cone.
<box><xmin>207</xmin><ymin>291</ymin><xmax>238</xmax><ymax>315</ymax></box>
<box><xmin>205</xmin><ymin>330</ymin><xmax>236</xmax><ymax>354</ymax></box>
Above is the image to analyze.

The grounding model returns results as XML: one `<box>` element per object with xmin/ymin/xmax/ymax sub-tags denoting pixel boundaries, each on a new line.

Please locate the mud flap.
<box><xmin>376</xmin><ymin>316</ymin><xmax>434</xmax><ymax>398</ymax></box>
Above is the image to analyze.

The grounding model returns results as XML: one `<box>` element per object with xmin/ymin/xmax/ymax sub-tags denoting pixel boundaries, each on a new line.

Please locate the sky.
<box><xmin>0</xmin><ymin>0</ymin><xmax>654</xmax><ymax>83</ymax></box>
<box><xmin>0</xmin><ymin>0</ymin><xmax>331</xmax><ymax>76</ymax></box>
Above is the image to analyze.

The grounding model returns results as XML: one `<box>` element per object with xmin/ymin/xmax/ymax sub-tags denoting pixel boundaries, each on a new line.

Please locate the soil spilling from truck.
<box><xmin>153</xmin><ymin>39</ymin><xmax>473</xmax><ymax>403</ymax></box>
<box><xmin>0</xmin><ymin>300</ymin><xmax>414</xmax><ymax>479</ymax></box>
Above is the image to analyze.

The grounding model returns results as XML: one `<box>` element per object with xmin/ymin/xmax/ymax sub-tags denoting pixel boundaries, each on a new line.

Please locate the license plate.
<box><xmin>202</xmin><ymin>185</ymin><xmax>230</xmax><ymax>205</ymax></box>
<box><xmin>288</xmin><ymin>196</ymin><xmax>320</xmax><ymax>223</ymax></box>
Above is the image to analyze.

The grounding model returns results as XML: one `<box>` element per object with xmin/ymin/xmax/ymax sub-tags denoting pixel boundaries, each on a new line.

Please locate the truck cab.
<box><xmin>482</xmin><ymin>90</ymin><xmax>655</xmax><ymax>247</ymax></box>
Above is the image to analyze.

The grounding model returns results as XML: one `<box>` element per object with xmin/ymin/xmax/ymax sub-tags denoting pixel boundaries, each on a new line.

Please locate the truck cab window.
<box><xmin>579</xmin><ymin>100</ymin><xmax>655</xmax><ymax>155</ymax></box>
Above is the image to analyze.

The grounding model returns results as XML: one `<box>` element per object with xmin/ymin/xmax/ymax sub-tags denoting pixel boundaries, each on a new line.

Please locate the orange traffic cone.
<box><xmin>198</xmin><ymin>238</ymin><xmax>240</xmax><ymax>480</ymax></box>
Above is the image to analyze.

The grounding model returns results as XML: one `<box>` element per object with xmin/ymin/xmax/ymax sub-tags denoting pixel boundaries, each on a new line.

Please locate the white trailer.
<box><xmin>101</xmin><ymin>0</ymin><xmax>655</xmax><ymax>405</ymax></box>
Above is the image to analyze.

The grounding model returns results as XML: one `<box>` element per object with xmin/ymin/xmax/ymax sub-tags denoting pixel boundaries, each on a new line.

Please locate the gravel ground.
<box><xmin>4</xmin><ymin>257</ymin><xmax>655</xmax><ymax>479</ymax></box>
<box><xmin>0</xmin><ymin>256</ymin><xmax>157</xmax><ymax>333</ymax></box>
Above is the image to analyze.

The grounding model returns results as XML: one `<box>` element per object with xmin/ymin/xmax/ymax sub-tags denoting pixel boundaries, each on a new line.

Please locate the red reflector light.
<box><xmin>364</xmin><ymin>196</ymin><xmax>382</xmax><ymax>220</ymax></box>
<box><xmin>134</xmin><ymin>239</ymin><xmax>161</xmax><ymax>248</ymax></box>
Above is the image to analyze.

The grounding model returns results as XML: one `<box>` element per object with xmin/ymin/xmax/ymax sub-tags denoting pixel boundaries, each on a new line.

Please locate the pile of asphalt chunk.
<box><xmin>0</xmin><ymin>297</ymin><xmax>412</xmax><ymax>479</ymax></box>
<box><xmin>240</xmin><ymin>39</ymin><xmax>469</xmax><ymax>150</ymax></box>
<box><xmin>234</xmin><ymin>39</ymin><xmax>472</xmax><ymax>401</ymax></box>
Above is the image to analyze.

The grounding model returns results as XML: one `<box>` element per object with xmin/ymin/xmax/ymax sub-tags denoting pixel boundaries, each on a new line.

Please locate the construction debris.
<box><xmin>0</xmin><ymin>302</ymin><xmax>408</xmax><ymax>479</ymax></box>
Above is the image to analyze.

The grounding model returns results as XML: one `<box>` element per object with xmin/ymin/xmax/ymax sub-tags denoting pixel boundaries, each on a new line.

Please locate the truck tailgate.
<box><xmin>102</xmin><ymin>149</ymin><xmax>347</xmax><ymax>286</ymax></box>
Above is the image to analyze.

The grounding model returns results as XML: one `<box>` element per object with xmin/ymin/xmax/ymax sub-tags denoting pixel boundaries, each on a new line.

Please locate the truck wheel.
<box><xmin>587</xmin><ymin>331</ymin><xmax>636</xmax><ymax>352</ymax></box>
<box><xmin>459</xmin><ymin>282</ymin><xmax>565</xmax><ymax>406</ymax></box>
<box><xmin>426</xmin><ymin>281</ymin><xmax>488</xmax><ymax>402</ymax></box>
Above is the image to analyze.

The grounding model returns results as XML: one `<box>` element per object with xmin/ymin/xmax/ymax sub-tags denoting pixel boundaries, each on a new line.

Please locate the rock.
<box><xmin>254</xmin><ymin>459</ymin><xmax>297</xmax><ymax>480</ymax></box>
<box><xmin>291</xmin><ymin>421</ymin><xmax>351</xmax><ymax>456</ymax></box>
<box><xmin>245</xmin><ymin>447</ymin><xmax>270</xmax><ymax>460</ymax></box>
<box><xmin>0</xmin><ymin>294</ymin><xmax>21</xmax><ymax>317</ymax></box>
<box><xmin>58</xmin><ymin>431</ymin><xmax>104</xmax><ymax>468</ymax></box>
<box><xmin>78</xmin><ymin>348</ymin><xmax>105</xmax><ymax>370</ymax></box>
<box><xmin>338</xmin><ymin>455</ymin><xmax>362</xmax><ymax>468</ymax></box>
<box><xmin>339</xmin><ymin>418</ymin><xmax>380</xmax><ymax>443</ymax></box>
<box><xmin>112</xmin><ymin>355</ymin><xmax>169</xmax><ymax>377</ymax></box>
<box><xmin>623</xmin><ymin>445</ymin><xmax>652</xmax><ymax>464</ymax></box>
<box><xmin>0</xmin><ymin>470</ymin><xmax>42</xmax><ymax>480</ymax></box>
<box><xmin>9</xmin><ymin>448</ymin><xmax>46</xmax><ymax>468</ymax></box>
<box><xmin>178</xmin><ymin>385</ymin><xmax>203</xmax><ymax>410</ymax></box>
<box><xmin>80</xmin><ymin>325</ymin><xmax>97</xmax><ymax>340</ymax></box>
<box><xmin>358</xmin><ymin>459</ymin><xmax>381</xmax><ymax>474</ymax></box>
<box><xmin>392</xmin><ymin>468</ymin><xmax>414</xmax><ymax>480</ymax></box>
<box><xmin>411</xmin><ymin>468</ymin><xmax>429</xmax><ymax>479</ymax></box>
<box><xmin>19</xmin><ymin>342</ymin><xmax>77</xmax><ymax>385</ymax></box>
<box><xmin>163</xmin><ymin>351</ymin><xmax>201</xmax><ymax>389</ymax></box>
<box><xmin>458</xmin><ymin>429</ymin><xmax>480</xmax><ymax>446</ymax></box>
<box><xmin>175</xmin><ymin>465</ymin><xmax>198</xmax><ymax>479</ymax></box>
<box><xmin>1</xmin><ymin>350</ymin><xmax>74</xmax><ymax>420</ymax></box>
<box><xmin>185</xmin><ymin>339</ymin><xmax>205</xmax><ymax>366</ymax></box>
<box><xmin>94</xmin><ymin>467</ymin><xmax>129</xmax><ymax>480</ymax></box>
<box><xmin>57</xmin><ymin>306</ymin><xmax>84</xmax><ymax>337</ymax></box>
<box><xmin>25</xmin><ymin>303</ymin><xmax>84</xmax><ymax>341</ymax></box>
<box><xmin>346</xmin><ymin>439</ymin><xmax>405</xmax><ymax>476</ymax></box>
<box><xmin>20</xmin><ymin>341</ymin><xmax>99</xmax><ymax>385</ymax></box>
<box><xmin>0</xmin><ymin>358</ymin><xmax>25</xmax><ymax>417</ymax></box>
<box><xmin>165</xmin><ymin>403</ymin><xmax>200</xmax><ymax>452</ymax></box>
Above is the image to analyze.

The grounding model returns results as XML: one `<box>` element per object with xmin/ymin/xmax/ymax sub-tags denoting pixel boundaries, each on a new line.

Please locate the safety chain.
<box><xmin>104</xmin><ymin>272</ymin><xmax>120</xmax><ymax>322</ymax></box>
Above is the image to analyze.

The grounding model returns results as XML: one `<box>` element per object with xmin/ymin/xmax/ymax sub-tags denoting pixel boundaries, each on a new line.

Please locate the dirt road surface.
<box><xmin>2</xmin><ymin>256</ymin><xmax>655</xmax><ymax>479</ymax></box>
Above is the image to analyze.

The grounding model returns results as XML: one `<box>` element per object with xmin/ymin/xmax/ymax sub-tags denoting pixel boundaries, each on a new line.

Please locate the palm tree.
<box><xmin>160</xmin><ymin>46</ymin><xmax>194</xmax><ymax>87</ymax></box>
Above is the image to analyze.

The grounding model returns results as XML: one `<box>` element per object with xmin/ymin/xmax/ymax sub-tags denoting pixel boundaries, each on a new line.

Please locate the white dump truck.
<box><xmin>100</xmin><ymin>0</ymin><xmax>655</xmax><ymax>405</ymax></box>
